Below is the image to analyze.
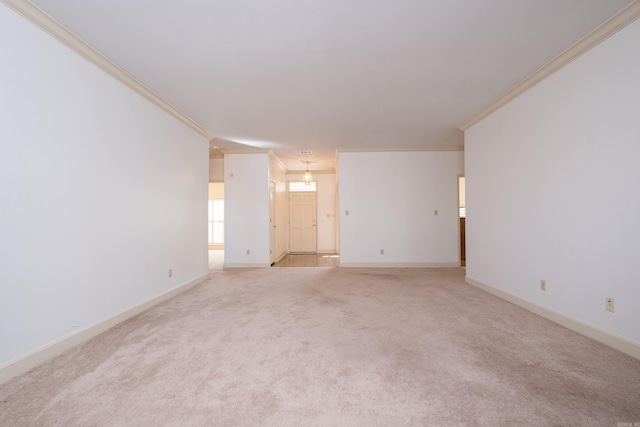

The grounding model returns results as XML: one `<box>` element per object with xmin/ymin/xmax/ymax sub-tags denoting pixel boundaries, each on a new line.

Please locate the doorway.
<box><xmin>289</xmin><ymin>192</ymin><xmax>317</xmax><ymax>253</ymax></box>
<box><xmin>208</xmin><ymin>182</ymin><xmax>225</xmax><ymax>270</ymax></box>
<box><xmin>458</xmin><ymin>176</ymin><xmax>466</xmax><ymax>267</ymax></box>
<box><xmin>269</xmin><ymin>180</ymin><xmax>277</xmax><ymax>264</ymax></box>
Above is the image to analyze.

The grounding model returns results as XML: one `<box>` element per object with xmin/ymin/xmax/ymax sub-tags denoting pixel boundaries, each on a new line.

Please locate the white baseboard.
<box><xmin>340</xmin><ymin>262</ymin><xmax>460</xmax><ymax>268</ymax></box>
<box><xmin>0</xmin><ymin>273</ymin><xmax>210</xmax><ymax>385</ymax></box>
<box><xmin>465</xmin><ymin>276</ymin><xmax>640</xmax><ymax>360</ymax></box>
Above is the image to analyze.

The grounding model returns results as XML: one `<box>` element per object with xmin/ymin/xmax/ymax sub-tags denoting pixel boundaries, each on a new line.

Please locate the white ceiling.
<box><xmin>28</xmin><ymin>0</ymin><xmax>633</xmax><ymax>171</ymax></box>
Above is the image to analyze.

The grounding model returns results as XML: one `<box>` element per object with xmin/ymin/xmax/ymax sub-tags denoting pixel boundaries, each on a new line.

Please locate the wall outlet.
<box><xmin>246</xmin><ymin>249</ymin><xmax>251</xmax><ymax>255</ymax></box>
<box><xmin>380</xmin><ymin>249</ymin><xmax>384</xmax><ymax>255</ymax></box>
<box><xmin>434</xmin><ymin>210</ymin><xmax>438</xmax><ymax>216</ymax></box>
<box><xmin>606</xmin><ymin>297</ymin><xmax>615</xmax><ymax>313</ymax></box>
<box><xmin>540</xmin><ymin>280</ymin><xmax>546</xmax><ymax>291</ymax></box>
<box><xmin>168</xmin><ymin>269</ymin><xmax>172</xmax><ymax>278</ymax></box>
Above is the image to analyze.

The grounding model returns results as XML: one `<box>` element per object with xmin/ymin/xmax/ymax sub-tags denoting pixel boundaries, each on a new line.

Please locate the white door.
<box><xmin>289</xmin><ymin>192</ymin><xmax>316</xmax><ymax>253</ymax></box>
<box><xmin>269</xmin><ymin>180</ymin><xmax>277</xmax><ymax>263</ymax></box>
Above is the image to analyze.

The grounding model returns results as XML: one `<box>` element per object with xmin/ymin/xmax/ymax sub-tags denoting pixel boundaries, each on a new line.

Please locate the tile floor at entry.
<box><xmin>208</xmin><ymin>251</ymin><xmax>340</xmax><ymax>269</ymax></box>
<box><xmin>273</xmin><ymin>254</ymin><xmax>340</xmax><ymax>267</ymax></box>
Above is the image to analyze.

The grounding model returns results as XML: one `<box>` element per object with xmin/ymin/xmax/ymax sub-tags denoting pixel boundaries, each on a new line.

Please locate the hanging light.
<box><xmin>303</xmin><ymin>161</ymin><xmax>312</xmax><ymax>185</ymax></box>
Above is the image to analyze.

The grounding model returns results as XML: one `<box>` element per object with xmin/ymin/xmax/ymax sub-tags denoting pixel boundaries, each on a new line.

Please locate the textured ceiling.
<box><xmin>28</xmin><ymin>0</ymin><xmax>633</xmax><ymax>171</ymax></box>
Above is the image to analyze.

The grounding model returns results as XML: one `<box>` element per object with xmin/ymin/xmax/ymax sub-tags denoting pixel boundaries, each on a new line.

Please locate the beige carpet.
<box><xmin>1</xmin><ymin>268</ymin><xmax>639</xmax><ymax>426</ymax></box>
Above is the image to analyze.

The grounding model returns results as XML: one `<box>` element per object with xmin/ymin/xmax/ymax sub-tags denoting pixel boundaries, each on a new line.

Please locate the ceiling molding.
<box><xmin>459</xmin><ymin>0</ymin><xmax>640</xmax><ymax>131</ymax></box>
<box><xmin>269</xmin><ymin>150</ymin><xmax>288</xmax><ymax>173</ymax></box>
<box><xmin>338</xmin><ymin>146</ymin><xmax>464</xmax><ymax>153</ymax></box>
<box><xmin>286</xmin><ymin>170</ymin><xmax>335</xmax><ymax>175</ymax></box>
<box><xmin>1</xmin><ymin>0</ymin><xmax>213</xmax><ymax>139</ymax></box>
<box><xmin>219</xmin><ymin>149</ymin><xmax>270</xmax><ymax>155</ymax></box>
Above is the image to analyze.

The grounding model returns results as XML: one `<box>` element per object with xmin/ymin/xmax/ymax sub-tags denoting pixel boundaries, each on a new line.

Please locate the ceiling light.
<box><xmin>303</xmin><ymin>161</ymin><xmax>312</xmax><ymax>185</ymax></box>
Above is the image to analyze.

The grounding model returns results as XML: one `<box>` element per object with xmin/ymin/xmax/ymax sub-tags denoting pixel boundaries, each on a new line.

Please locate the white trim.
<box><xmin>460</xmin><ymin>0</ymin><xmax>640</xmax><ymax>131</ymax></box>
<box><xmin>223</xmin><ymin>263</ymin><xmax>271</xmax><ymax>268</ymax></box>
<box><xmin>0</xmin><ymin>0</ymin><xmax>212</xmax><ymax>139</ymax></box>
<box><xmin>286</xmin><ymin>170</ymin><xmax>336</xmax><ymax>175</ymax></box>
<box><xmin>465</xmin><ymin>276</ymin><xmax>640</xmax><ymax>360</ymax></box>
<box><xmin>269</xmin><ymin>150</ymin><xmax>288</xmax><ymax>173</ymax></box>
<box><xmin>338</xmin><ymin>146</ymin><xmax>464</xmax><ymax>153</ymax></box>
<box><xmin>340</xmin><ymin>262</ymin><xmax>460</xmax><ymax>268</ymax></box>
<box><xmin>219</xmin><ymin>149</ymin><xmax>270</xmax><ymax>155</ymax></box>
<box><xmin>0</xmin><ymin>273</ymin><xmax>210</xmax><ymax>385</ymax></box>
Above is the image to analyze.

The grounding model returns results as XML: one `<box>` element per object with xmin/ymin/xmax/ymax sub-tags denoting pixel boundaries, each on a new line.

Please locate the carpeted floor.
<box><xmin>1</xmin><ymin>267</ymin><xmax>639</xmax><ymax>426</ymax></box>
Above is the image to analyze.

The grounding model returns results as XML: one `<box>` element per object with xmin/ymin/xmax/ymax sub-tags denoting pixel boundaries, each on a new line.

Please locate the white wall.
<box><xmin>269</xmin><ymin>153</ymin><xmax>288</xmax><ymax>260</ymax></box>
<box><xmin>0</xmin><ymin>5</ymin><xmax>209</xmax><ymax>368</ymax></box>
<box><xmin>465</xmin><ymin>18</ymin><xmax>640</xmax><ymax>346</ymax></box>
<box><xmin>224</xmin><ymin>153</ymin><xmax>270</xmax><ymax>267</ymax></box>
<box><xmin>287</xmin><ymin>173</ymin><xmax>337</xmax><ymax>253</ymax></box>
<box><xmin>339</xmin><ymin>151</ymin><xmax>464</xmax><ymax>266</ymax></box>
<box><xmin>209</xmin><ymin>157</ymin><xmax>224</xmax><ymax>182</ymax></box>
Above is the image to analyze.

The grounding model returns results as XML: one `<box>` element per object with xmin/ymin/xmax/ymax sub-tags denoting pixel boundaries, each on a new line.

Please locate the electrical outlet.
<box><xmin>540</xmin><ymin>280</ymin><xmax>546</xmax><ymax>291</ymax></box>
<box><xmin>168</xmin><ymin>269</ymin><xmax>172</xmax><ymax>278</ymax></box>
<box><xmin>606</xmin><ymin>297</ymin><xmax>615</xmax><ymax>313</ymax></box>
<box><xmin>246</xmin><ymin>249</ymin><xmax>251</xmax><ymax>255</ymax></box>
<box><xmin>434</xmin><ymin>210</ymin><xmax>438</xmax><ymax>216</ymax></box>
<box><xmin>380</xmin><ymin>249</ymin><xmax>384</xmax><ymax>255</ymax></box>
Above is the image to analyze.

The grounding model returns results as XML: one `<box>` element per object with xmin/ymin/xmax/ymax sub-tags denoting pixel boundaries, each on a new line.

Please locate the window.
<box><xmin>289</xmin><ymin>181</ymin><xmax>316</xmax><ymax>192</ymax></box>
<box><xmin>208</xmin><ymin>199</ymin><xmax>224</xmax><ymax>244</ymax></box>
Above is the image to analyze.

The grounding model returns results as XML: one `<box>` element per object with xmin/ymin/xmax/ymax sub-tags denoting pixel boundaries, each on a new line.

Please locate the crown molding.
<box><xmin>1</xmin><ymin>0</ymin><xmax>213</xmax><ymax>139</ymax></box>
<box><xmin>286</xmin><ymin>169</ymin><xmax>335</xmax><ymax>175</ymax></box>
<box><xmin>460</xmin><ymin>0</ymin><xmax>640</xmax><ymax>131</ymax></box>
<box><xmin>338</xmin><ymin>146</ymin><xmax>463</xmax><ymax>153</ymax></box>
<box><xmin>221</xmin><ymin>149</ymin><xmax>270</xmax><ymax>155</ymax></box>
<box><xmin>269</xmin><ymin>150</ymin><xmax>288</xmax><ymax>172</ymax></box>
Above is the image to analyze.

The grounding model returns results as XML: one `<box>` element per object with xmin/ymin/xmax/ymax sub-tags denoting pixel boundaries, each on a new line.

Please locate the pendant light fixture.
<box><xmin>303</xmin><ymin>161</ymin><xmax>312</xmax><ymax>185</ymax></box>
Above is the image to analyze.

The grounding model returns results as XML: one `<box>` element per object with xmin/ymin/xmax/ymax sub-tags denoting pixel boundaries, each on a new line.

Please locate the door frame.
<box><xmin>269</xmin><ymin>180</ymin><xmax>277</xmax><ymax>264</ymax></box>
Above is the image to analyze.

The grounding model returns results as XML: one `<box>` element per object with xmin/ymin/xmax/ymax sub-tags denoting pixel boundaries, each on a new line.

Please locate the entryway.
<box><xmin>273</xmin><ymin>253</ymin><xmax>339</xmax><ymax>267</ymax></box>
<box><xmin>289</xmin><ymin>192</ymin><xmax>317</xmax><ymax>253</ymax></box>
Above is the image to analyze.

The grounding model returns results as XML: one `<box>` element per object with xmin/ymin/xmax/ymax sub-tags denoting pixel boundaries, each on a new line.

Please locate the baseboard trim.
<box><xmin>0</xmin><ymin>273</ymin><xmax>210</xmax><ymax>385</ymax></box>
<box><xmin>340</xmin><ymin>262</ymin><xmax>460</xmax><ymax>268</ymax></box>
<box><xmin>223</xmin><ymin>263</ymin><xmax>270</xmax><ymax>268</ymax></box>
<box><xmin>465</xmin><ymin>276</ymin><xmax>640</xmax><ymax>360</ymax></box>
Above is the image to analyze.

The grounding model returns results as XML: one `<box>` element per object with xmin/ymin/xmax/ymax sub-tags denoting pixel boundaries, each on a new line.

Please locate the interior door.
<box><xmin>289</xmin><ymin>192</ymin><xmax>316</xmax><ymax>253</ymax></box>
